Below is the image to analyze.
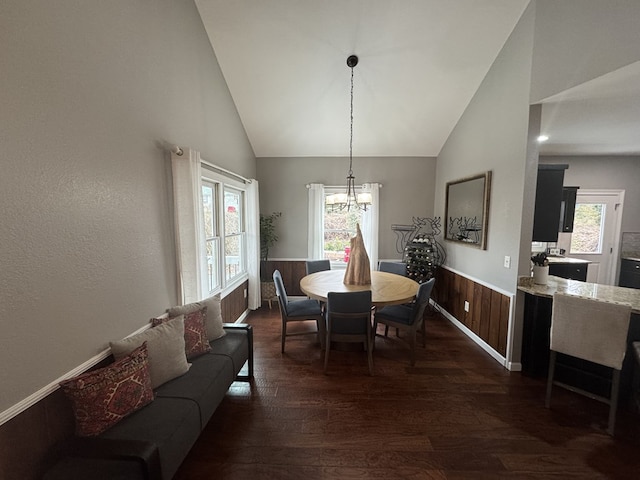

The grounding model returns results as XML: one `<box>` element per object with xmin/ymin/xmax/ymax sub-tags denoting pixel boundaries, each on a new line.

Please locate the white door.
<box><xmin>567</xmin><ymin>190</ymin><xmax>624</xmax><ymax>285</ymax></box>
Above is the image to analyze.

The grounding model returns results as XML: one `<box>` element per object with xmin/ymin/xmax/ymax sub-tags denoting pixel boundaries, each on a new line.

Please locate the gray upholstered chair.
<box><xmin>378</xmin><ymin>261</ymin><xmax>407</xmax><ymax>276</ymax></box>
<box><xmin>545</xmin><ymin>292</ymin><xmax>632</xmax><ymax>435</ymax></box>
<box><xmin>324</xmin><ymin>290</ymin><xmax>374</xmax><ymax>375</ymax></box>
<box><xmin>373</xmin><ymin>278</ymin><xmax>435</xmax><ymax>366</ymax></box>
<box><xmin>273</xmin><ymin>270</ymin><xmax>325</xmax><ymax>353</ymax></box>
<box><xmin>305</xmin><ymin>259</ymin><xmax>331</xmax><ymax>275</ymax></box>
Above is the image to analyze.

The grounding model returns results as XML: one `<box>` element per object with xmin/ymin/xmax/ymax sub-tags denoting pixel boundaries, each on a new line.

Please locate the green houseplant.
<box><xmin>259</xmin><ymin>212</ymin><xmax>281</xmax><ymax>307</ymax></box>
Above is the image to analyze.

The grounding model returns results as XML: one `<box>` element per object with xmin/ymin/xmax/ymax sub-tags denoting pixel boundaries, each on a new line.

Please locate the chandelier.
<box><xmin>325</xmin><ymin>55</ymin><xmax>371</xmax><ymax>212</ymax></box>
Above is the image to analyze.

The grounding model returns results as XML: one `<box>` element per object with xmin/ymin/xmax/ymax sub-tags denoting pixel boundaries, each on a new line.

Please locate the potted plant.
<box><xmin>531</xmin><ymin>252</ymin><xmax>549</xmax><ymax>285</ymax></box>
<box><xmin>259</xmin><ymin>212</ymin><xmax>281</xmax><ymax>307</ymax></box>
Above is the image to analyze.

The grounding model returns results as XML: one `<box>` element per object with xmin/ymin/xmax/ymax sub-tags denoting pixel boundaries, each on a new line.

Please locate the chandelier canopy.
<box><xmin>325</xmin><ymin>55</ymin><xmax>371</xmax><ymax>212</ymax></box>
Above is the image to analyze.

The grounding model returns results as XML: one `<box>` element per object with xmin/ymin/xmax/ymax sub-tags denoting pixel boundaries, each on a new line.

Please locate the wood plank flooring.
<box><xmin>174</xmin><ymin>307</ymin><xmax>640</xmax><ymax>479</ymax></box>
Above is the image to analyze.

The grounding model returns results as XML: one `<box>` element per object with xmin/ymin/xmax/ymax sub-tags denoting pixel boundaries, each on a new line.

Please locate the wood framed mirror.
<box><xmin>444</xmin><ymin>171</ymin><xmax>492</xmax><ymax>249</ymax></box>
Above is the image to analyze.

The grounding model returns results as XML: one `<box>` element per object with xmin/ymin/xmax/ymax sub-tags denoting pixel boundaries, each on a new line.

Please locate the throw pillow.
<box><xmin>167</xmin><ymin>293</ymin><xmax>225</xmax><ymax>341</ymax></box>
<box><xmin>60</xmin><ymin>343</ymin><xmax>153</xmax><ymax>437</ymax></box>
<box><xmin>110</xmin><ymin>316</ymin><xmax>189</xmax><ymax>389</ymax></box>
<box><xmin>152</xmin><ymin>308</ymin><xmax>211</xmax><ymax>359</ymax></box>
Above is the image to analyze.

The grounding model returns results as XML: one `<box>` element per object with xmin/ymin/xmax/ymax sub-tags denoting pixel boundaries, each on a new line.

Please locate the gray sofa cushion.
<box><xmin>100</xmin><ymin>397</ymin><xmax>200</xmax><ymax>480</ymax></box>
<box><xmin>155</xmin><ymin>353</ymin><xmax>235</xmax><ymax>428</ymax></box>
<box><xmin>209</xmin><ymin>328</ymin><xmax>250</xmax><ymax>376</ymax></box>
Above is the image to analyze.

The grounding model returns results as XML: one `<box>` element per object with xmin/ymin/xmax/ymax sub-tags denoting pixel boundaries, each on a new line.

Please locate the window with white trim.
<box><xmin>201</xmin><ymin>171</ymin><xmax>247</xmax><ymax>295</ymax></box>
<box><xmin>202</xmin><ymin>181</ymin><xmax>221</xmax><ymax>292</ymax></box>
<box><xmin>223</xmin><ymin>187</ymin><xmax>245</xmax><ymax>283</ymax></box>
<box><xmin>323</xmin><ymin>187</ymin><xmax>368</xmax><ymax>266</ymax></box>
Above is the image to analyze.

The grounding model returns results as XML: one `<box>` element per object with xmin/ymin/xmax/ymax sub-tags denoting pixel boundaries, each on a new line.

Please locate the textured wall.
<box><xmin>0</xmin><ymin>0</ymin><xmax>255</xmax><ymax>415</ymax></box>
<box><xmin>256</xmin><ymin>156</ymin><xmax>437</xmax><ymax>261</ymax></box>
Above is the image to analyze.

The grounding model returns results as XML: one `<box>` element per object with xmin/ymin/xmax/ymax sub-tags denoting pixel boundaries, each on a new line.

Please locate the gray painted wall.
<box><xmin>0</xmin><ymin>0</ymin><xmax>255</xmax><ymax>414</ymax></box>
<box><xmin>256</xmin><ymin>156</ymin><xmax>436</xmax><ymax>261</ymax></box>
<box><xmin>540</xmin><ymin>156</ymin><xmax>640</xmax><ymax>233</ymax></box>
<box><xmin>434</xmin><ymin>4</ymin><xmax>536</xmax><ymax>295</ymax></box>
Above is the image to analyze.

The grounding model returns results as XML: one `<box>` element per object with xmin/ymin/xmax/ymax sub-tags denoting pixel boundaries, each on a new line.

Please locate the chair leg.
<box><xmin>384</xmin><ymin>325</ymin><xmax>389</xmax><ymax>337</ymax></box>
<box><xmin>281</xmin><ymin>321</ymin><xmax>286</xmax><ymax>353</ymax></box>
<box><xmin>545</xmin><ymin>351</ymin><xmax>557</xmax><ymax>408</ymax></box>
<box><xmin>324</xmin><ymin>325</ymin><xmax>331</xmax><ymax>374</ymax></box>
<box><xmin>421</xmin><ymin>320</ymin><xmax>426</xmax><ymax>348</ymax></box>
<box><xmin>607</xmin><ymin>369</ymin><xmax>621</xmax><ymax>436</ymax></box>
<box><xmin>366</xmin><ymin>337</ymin><xmax>374</xmax><ymax>376</ymax></box>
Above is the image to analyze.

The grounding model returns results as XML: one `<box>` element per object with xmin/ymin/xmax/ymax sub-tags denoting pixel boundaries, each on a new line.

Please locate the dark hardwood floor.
<box><xmin>174</xmin><ymin>306</ymin><xmax>640</xmax><ymax>479</ymax></box>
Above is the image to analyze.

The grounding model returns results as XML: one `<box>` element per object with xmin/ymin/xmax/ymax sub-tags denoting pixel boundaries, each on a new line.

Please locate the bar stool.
<box><xmin>545</xmin><ymin>292</ymin><xmax>632</xmax><ymax>435</ymax></box>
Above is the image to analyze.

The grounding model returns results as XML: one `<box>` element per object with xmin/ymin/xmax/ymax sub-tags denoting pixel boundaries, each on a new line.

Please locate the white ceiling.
<box><xmin>195</xmin><ymin>0</ymin><xmax>640</xmax><ymax>158</ymax></box>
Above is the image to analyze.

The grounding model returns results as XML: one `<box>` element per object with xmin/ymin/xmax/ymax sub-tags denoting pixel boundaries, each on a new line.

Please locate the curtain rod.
<box><xmin>201</xmin><ymin>159</ymin><xmax>251</xmax><ymax>184</ymax></box>
<box><xmin>171</xmin><ymin>144</ymin><xmax>251</xmax><ymax>184</ymax></box>
<box><xmin>306</xmin><ymin>183</ymin><xmax>383</xmax><ymax>188</ymax></box>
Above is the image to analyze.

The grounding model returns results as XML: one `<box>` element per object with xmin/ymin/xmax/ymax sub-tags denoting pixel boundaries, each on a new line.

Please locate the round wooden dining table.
<box><xmin>300</xmin><ymin>269</ymin><xmax>419</xmax><ymax>307</ymax></box>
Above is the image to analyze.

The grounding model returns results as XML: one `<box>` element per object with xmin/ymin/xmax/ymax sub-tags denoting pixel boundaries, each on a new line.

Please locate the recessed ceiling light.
<box><xmin>537</xmin><ymin>135</ymin><xmax>549</xmax><ymax>142</ymax></box>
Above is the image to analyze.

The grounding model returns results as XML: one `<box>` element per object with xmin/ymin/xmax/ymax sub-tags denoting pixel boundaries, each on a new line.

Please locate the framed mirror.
<box><xmin>444</xmin><ymin>171</ymin><xmax>492</xmax><ymax>249</ymax></box>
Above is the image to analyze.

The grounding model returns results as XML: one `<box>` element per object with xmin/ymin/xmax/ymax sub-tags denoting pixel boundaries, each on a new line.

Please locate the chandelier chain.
<box><xmin>349</xmin><ymin>65</ymin><xmax>354</xmax><ymax>176</ymax></box>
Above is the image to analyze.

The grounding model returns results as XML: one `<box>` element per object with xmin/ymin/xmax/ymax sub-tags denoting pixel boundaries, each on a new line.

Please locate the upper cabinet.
<box><xmin>559</xmin><ymin>186</ymin><xmax>579</xmax><ymax>233</ymax></box>
<box><xmin>532</xmin><ymin>164</ymin><xmax>568</xmax><ymax>242</ymax></box>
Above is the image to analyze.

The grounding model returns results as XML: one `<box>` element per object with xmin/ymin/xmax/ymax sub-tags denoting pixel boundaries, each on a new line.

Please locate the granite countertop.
<box><xmin>546</xmin><ymin>256</ymin><xmax>590</xmax><ymax>265</ymax></box>
<box><xmin>518</xmin><ymin>276</ymin><xmax>640</xmax><ymax>314</ymax></box>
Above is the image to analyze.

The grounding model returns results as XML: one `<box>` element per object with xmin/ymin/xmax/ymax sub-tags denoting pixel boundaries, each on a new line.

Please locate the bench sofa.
<box><xmin>44</xmin><ymin>323</ymin><xmax>253</xmax><ymax>480</ymax></box>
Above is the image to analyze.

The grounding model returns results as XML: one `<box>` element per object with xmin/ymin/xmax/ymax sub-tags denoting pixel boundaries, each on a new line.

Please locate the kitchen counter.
<box><xmin>519</xmin><ymin>275</ymin><xmax>640</xmax><ymax>404</ymax></box>
<box><xmin>518</xmin><ymin>275</ymin><xmax>640</xmax><ymax>313</ymax></box>
<box><xmin>545</xmin><ymin>256</ymin><xmax>590</xmax><ymax>265</ymax></box>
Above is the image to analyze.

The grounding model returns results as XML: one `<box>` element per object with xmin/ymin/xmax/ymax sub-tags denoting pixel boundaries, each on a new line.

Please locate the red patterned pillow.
<box><xmin>152</xmin><ymin>307</ymin><xmax>211</xmax><ymax>359</ymax></box>
<box><xmin>60</xmin><ymin>343</ymin><xmax>154</xmax><ymax>437</ymax></box>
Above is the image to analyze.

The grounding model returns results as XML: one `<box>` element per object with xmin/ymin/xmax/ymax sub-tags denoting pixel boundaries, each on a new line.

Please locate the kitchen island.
<box><xmin>518</xmin><ymin>275</ymin><xmax>640</xmax><ymax>407</ymax></box>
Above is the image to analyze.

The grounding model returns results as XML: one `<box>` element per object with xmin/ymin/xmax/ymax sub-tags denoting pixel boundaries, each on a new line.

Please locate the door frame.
<box><xmin>572</xmin><ymin>189</ymin><xmax>624</xmax><ymax>285</ymax></box>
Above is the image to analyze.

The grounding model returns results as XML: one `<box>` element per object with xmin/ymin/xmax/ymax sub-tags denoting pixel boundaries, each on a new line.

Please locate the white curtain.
<box><xmin>171</xmin><ymin>148</ymin><xmax>207</xmax><ymax>304</ymax></box>
<box><xmin>307</xmin><ymin>183</ymin><xmax>325</xmax><ymax>259</ymax></box>
<box><xmin>361</xmin><ymin>182</ymin><xmax>381</xmax><ymax>270</ymax></box>
<box><xmin>246</xmin><ymin>180</ymin><xmax>261</xmax><ymax>309</ymax></box>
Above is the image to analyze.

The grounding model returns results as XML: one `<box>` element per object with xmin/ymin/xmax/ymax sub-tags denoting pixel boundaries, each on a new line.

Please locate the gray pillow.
<box><xmin>110</xmin><ymin>316</ymin><xmax>189</xmax><ymax>389</ymax></box>
<box><xmin>167</xmin><ymin>293</ymin><xmax>226</xmax><ymax>341</ymax></box>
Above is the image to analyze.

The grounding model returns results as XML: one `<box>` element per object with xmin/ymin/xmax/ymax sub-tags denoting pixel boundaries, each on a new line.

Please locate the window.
<box><xmin>202</xmin><ymin>181</ymin><xmax>220</xmax><ymax>292</ymax></box>
<box><xmin>200</xmin><ymin>173</ymin><xmax>247</xmax><ymax>295</ymax></box>
<box><xmin>570</xmin><ymin>203</ymin><xmax>605</xmax><ymax>254</ymax></box>
<box><xmin>223</xmin><ymin>187</ymin><xmax>245</xmax><ymax>282</ymax></box>
<box><xmin>323</xmin><ymin>187</ymin><xmax>369</xmax><ymax>266</ymax></box>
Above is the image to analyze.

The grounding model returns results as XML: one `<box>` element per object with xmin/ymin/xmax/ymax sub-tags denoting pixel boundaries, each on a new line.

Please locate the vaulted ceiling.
<box><xmin>195</xmin><ymin>1</ymin><xmax>640</xmax><ymax>158</ymax></box>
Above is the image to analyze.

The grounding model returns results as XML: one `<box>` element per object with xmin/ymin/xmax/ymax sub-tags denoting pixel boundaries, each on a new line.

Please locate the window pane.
<box><xmin>202</xmin><ymin>184</ymin><xmax>215</xmax><ymax>238</ymax></box>
<box><xmin>224</xmin><ymin>190</ymin><xmax>241</xmax><ymax>235</ymax></box>
<box><xmin>206</xmin><ymin>238</ymin><xmax>220</xmax><ymax>292</ymax></box>
<box><xmin>570</xmin><ymin>203</ymin><xmax>605</xmax><ymax>254</ymax></box>
<box><xmin>324</xmin><ymin>204</ymin><xmax>363</xmax><ymax>263</ymax></box>
<box><xmin>225</xmin><ymin>234</ymin><xmax>243</xmax><ymax>281</ymax></box>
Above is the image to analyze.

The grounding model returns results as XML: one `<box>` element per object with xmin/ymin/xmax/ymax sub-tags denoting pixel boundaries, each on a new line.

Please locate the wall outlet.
<box><xmin>464</xmin><ymin>301</ymin><xmax>470</xmax><ymax>312</ymax></box>
<box><xmin>503</xmin><ymin>256</ymin><xmax>511</xmax><ymax>268</ymax></box>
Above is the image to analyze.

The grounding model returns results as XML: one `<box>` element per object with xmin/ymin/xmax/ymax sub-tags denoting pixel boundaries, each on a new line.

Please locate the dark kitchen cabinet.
<box><xmin>532</xmin><ymin>164</ymin><xmax>568</xmax><ymax>242</ymax></box>
<box><xmin>559</xmin><ymin>186</ymin><xmax>579</xmax><ymax>233</ymax></box>
<box><xmin>549</xmin><ymin>262</ymin><xmax>587</xmax><ymax>281</ymax></box>
<box><xmin>619</xmin><ymin>258</ymin><xmax>640</xmax><ymax>289</ymax></box>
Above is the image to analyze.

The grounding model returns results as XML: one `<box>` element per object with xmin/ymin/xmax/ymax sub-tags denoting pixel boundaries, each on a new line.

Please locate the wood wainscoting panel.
<box><xmin>222</xmin><ymin>280</ymin><xmax>249</xmax><ymax>322</ymax></box>
<box><xmin>261</xmin><ymin>260</ymin><xmax>307</xmax><ymax>296</ymax></box>
<box><xmin>434</xmin><ymin>268</ymin><xmax>509</xmax><ymax>357</ymax></box>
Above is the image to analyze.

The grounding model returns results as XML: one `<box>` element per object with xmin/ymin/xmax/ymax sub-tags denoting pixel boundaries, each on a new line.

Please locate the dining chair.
<box><xmin>545</xmin><ymin>292</ymin><xmax>632</xmax><ymax>435</ymax></box>
<box><xmin>305</xmin><ymin>259</ymin><xmax>331</xmax><ymax>275</ymax></box>
<box><xmin>324</xmin><ymin>290</ymin><xmax>374</xmax><ymax>376</ymax></box>
<box><xmin>378</xmin><ymin>261</ymin><xmax>407</xmax><ymax>276</ymax></box>
<box><xmin>373</xmin><ymin>277</ymin><xmax>435</xmax><ymax>366</ymax></box>
<box><xmin>273</xmin><ymin>270</ymin><xmax>325</xmax><ymax>353</ymax></box>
